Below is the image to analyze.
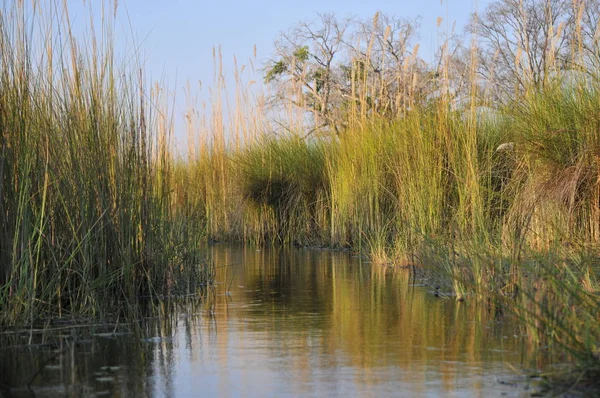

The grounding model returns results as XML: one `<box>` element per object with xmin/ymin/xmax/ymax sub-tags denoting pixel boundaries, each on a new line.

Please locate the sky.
<box><xmin>66</xmin><ymin>0</ymin><xmax>493</xmax><ymax>146</ymax></box>
<box><xmin>110</xmin><ymin>0</ymin><xmax>490</xmax><ymax>81</ymax></box>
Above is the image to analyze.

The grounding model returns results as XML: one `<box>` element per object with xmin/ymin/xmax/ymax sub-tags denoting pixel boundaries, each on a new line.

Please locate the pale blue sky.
<box><xmin>111</xmin><ymin>0</ymin><xmax>489</xmax><ymax>83</ymax></box>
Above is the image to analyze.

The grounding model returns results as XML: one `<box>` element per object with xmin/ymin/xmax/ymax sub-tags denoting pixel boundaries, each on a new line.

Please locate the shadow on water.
<box><xmin>0</xmin><ymin>245</ymin><xmax>548</xmax><ymax>397</ymax></box>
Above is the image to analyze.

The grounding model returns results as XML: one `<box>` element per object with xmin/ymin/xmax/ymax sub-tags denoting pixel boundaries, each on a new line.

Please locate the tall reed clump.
<box><xmin>327</xmin><ymin>120</ymin><xmax>399</xmax><ymax>256</ymax></box>
<box><xmin>326</xmin><ymin>102</ymin><xmax>506</xmax><ymax>266</ymax></box>
<box><xmin>235</xmin><ymin>134</ymin><xmax>329</xmax><ymax>244</ymax></box>
<box><xmin>499</xmin><ymin>78</ymin><xmax>600</xmax><ymax>382</ymax></box>
<box><xmin>0</xmin><ymin>1</ymin><xmax>210</xmax><ymax>326</ymax></box>
<box><xmin>421</xmin><ymin>77</ymin><xmax>600</xmax><ymax>386</ymax></box>
<box><xmin>504</xmin><ymin>79</ymin><xmax>600</xmax><ymax>251</ymax></box>
<box><xmin>179</xmin><ymin>46</ymin><xmax>272</xmax><ymax>243</ymax></box>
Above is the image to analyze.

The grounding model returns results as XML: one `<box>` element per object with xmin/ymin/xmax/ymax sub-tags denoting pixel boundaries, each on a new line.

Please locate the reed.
<box><xmin>0</xmin><ymin>1</ymin><xmax>211</xmax><ymax>326</ymax></box>
<box><xmin>235</xmin><ymin>134</ymin><xmax>329</xmax><ymax>244</ymax></box>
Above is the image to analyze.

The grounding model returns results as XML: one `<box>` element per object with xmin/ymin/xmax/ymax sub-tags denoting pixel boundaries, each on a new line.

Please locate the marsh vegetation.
<box><xmin>1</xmin><ymin>0</ymin><xmax>599</xmax><ymax>394</ymax></box>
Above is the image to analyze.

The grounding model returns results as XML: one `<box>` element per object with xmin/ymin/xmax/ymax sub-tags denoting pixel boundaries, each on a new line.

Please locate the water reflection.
<box><xmin>0</xmin><ymin>245</ymin><xmax>539</xmax><ymax>397</ymax></box>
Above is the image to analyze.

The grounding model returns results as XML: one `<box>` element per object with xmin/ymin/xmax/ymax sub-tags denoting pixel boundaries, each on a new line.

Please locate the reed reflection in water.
<box><xmin>164</xmin><ymin>245</ymin><xmax>535</xmax><ymax>397</ymax></box>
<box><xmin>0</xmin><ymin>245</ymin><xmax>539</xmax><ymax>397</ymax></box>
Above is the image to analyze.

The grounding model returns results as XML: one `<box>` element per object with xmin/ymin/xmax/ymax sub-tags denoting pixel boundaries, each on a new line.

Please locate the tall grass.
<box><xmin>0</xmin><ymin>1</ymin><xmax>210</xmax><ymax>326</ymax></box>
<box><xmin>235</xmin><ymin>134</ymin><xmax>329</xmax><ymax>244</ymax></box>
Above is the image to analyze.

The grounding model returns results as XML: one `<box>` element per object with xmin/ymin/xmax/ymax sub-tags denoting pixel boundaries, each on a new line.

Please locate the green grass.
<box><xmin>235</xmin><ymin>134</ymin><xmax>329</xmax><ymax>244</ymax></box>
<box><xmin>0</xmin><ymin>1</ymin><xmax>211</xmax><ymax>326</ymax></box>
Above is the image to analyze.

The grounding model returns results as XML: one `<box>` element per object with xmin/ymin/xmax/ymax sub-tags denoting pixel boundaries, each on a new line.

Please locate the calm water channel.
<box><xmin>1</xmin><ymin>245</ymin><xmax>545</xmax><ymax>397</ymax></box>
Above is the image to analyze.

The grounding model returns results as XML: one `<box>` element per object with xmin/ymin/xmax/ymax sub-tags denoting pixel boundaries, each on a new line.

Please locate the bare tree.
<box><xmin>435</xmin><ymin>34</ymin><xmax>476</xmax><ymax>107</ymax></box>
<box><xmin>574</xmin><ymin>0</ymin><xmax>600</xmax><ymax>72</ymax></box>
<box><xmin>346</xmin><ymin>13</ymin><xmax>424</xmax><ymax>118</ymax></box>
<box><xmin>264</xmin><ymin>12</ymin><xmax>423</xmax><ymax>136</ymax></box>
<box><xmin>264</xmin><ymin>13</ymin><xmax>351</xmax><ymax>136</ymax></box>
<box><xmin>471</xmin><ymin>0</ymin><xmax>574</xmax><ymax>101</ymax></box>
<box><xmin>264</xmin><ymin>1</ymin><xmax>600</xmax><ymax>131</ymax></box>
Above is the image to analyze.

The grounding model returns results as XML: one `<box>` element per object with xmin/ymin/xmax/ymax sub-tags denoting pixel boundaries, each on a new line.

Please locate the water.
<box><xmin>0</xmin><ymin>245</ymin><xmax>542</xmax><ymax>397</ymax></box>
